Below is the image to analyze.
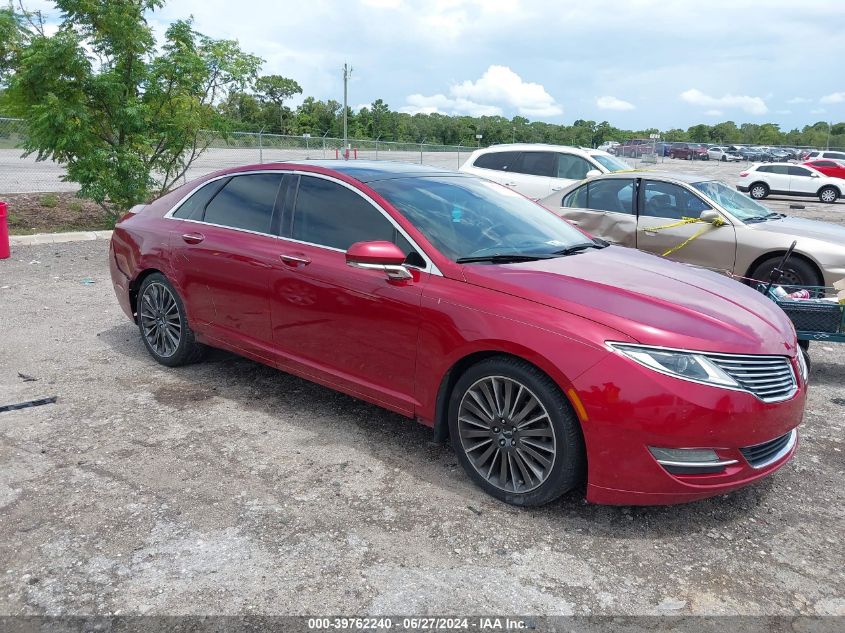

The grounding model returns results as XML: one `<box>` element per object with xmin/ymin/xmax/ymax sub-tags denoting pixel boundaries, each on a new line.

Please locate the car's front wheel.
<box><xmin>137</xmin><ymin>273</ymin><xmax>205</xmax><ymax>367</ymax></box>
<box><xmin>749</xmin><ymin>255</ymin><xmax>822</xmax><ymax>290</ymax></box>
<box><xmin>448</xmin><ymin>356</ymin><xmax>585</xmax><ymax>506</ymax></box>
<box><xmin>818</xmin><ymin>186</ymin><xmax>839</xmax><ymax>204</ymax></box>
<box><xmin>749</xmin><ymin>182</ymin><xmax>769</xmax><ymax>199</ymax></box>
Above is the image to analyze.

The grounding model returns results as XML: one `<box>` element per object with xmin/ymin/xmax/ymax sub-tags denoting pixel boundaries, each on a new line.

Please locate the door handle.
<box><xmin>280</xmin><ymin>253</ymin><xmax>311</xmax><ymax>267</ymax></box>
<box><xmin>551</xmin><ymin>186</ymin><xmax>564</xmax><ymax>191</ymax></box>
<box><xmin>505</xmin><ymin>182</ymin><xmax>517</xmax><ymax>187</ymax></box>
<box><xmin>181</xmin><ymin>232</ymin><xmax>205</xmax><ymax>245</ymax></box>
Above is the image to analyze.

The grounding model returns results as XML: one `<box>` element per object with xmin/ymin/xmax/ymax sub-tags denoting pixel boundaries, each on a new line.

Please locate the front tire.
<box><xmin>749</xmin><ymin>182</ymin><xmax>769</xmax><ymax>199</ymax></box>
<box><xmin>818</xmin><ymin>186</ymin><xmax>839</xmax><ymax>204</ymax></box>
<box><xmin>749</xmin><ymin>255</ymin><xmax>822</xmax><ymax>290</ymax></box>
<box><xmin>448</xmin><ymin>356</ymin><xmax>585</xmax><ymax>507</ymax></box>
<box><xmin>137</xmin><ymin>273</ymin><xmax>205</xmax><ymax>367</ymax></box>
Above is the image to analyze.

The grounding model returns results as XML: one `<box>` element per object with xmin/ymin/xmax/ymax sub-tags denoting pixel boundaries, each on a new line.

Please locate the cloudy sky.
<box><xmin>29</xmin><ymin>0</ymin><xmax>845</xmax><ymax>128</ymax></box>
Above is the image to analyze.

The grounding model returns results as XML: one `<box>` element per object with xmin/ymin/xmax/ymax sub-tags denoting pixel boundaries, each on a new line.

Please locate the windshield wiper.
<box><xmin>455</xmin><ymin>253</ymin><xmax>559</xmax><ymax>264</ymax></box>
<box><xmin>745</xmin><ymin>212</ymin><xmax>784</xmax><ymax>224</ymax></box>
<box><xmin>553</xmin><ymin>240</ymin><xmax>609</xmax><ymax>256</ymax></box>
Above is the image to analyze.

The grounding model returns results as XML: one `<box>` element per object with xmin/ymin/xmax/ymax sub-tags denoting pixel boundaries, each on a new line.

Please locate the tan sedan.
<box><xmin>539</xmin><ymin>171</ymin><xmax>845</xmax><ymax>288</ymax></box>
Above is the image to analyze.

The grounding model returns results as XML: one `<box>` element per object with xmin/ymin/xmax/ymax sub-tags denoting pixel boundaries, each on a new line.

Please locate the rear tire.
<box><xmin>749</xmin><ymin>182</ymin><xmax>769</xmax><ymax>199</ymax></box>
<box><xmin>448</xmin><ymin>356</ymin><xmax>585</xmax><ymax>507</ymax></box>
<box><xmin>721</xmin><ymin>155</ymin><xmax>727</xmax><ymax>162</ymax></box>
<box><xmin>137</xmin><ymin>273</ymin><xmax>205</xmax><ymax>367</ymax></box>
<box><xmin>818</xmin><ymin>186</ymin><xmax>839</xmax><ymax>204</ymax></box>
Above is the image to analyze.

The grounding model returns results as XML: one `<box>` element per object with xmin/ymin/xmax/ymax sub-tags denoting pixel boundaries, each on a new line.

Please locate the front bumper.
<box><xmin>570</xmin><ymin>351</ymin><xmax>805</xmax><ymax>505</ymax></box>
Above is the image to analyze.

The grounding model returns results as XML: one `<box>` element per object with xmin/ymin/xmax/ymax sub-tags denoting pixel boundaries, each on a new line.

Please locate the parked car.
<box><xmin>804</xmin><ymin>159</ymin><xmax>845</xmax><ymax>179</ymax></box>
<box><xmin>737</xmin><ymin>147</ymin><xmax>765</xmax><ymax>162</ymax></box>
<box><xmin>804</xmin><ymin>150</ymin><xmax>845</xmax><ymax>162</ymax></box>
<box><xmin>708</xmin><ymin>146</ymin><xmax>743</xmax><ymax>162</ymax></box>
<box><xmin>765</xmin><ymin>148</ymin><xmax>791</xmax><ymax>162</ymax></box>
<box><xmin>110</xmin><ymin>160</ymin><xmax>806</xmax><ymax>507</ymax></box>
<box><xmin>669</xmin><ymin>143</ymin><xmax>709</xmax><ymax>160</ymax></box>
<box><xmin>540</xmin><ymin>170</ymin><xmax>845</xmax><ymax>289</ymax></box>
<box><xmin>459</xmin><ymin>143</ymin><xmax>632</xmax><ymax>200</ymax></box>
<box><xmin>597</xmin><ymin>141</ymin><xmax>620</xmax><ymax>154</ymax></box>
<box><xmin>616</xmin><ymin>139</ymin><xmax>658</xmax><ymax>158</ymax></box>
<box><xmin>737</xmin><ymin>163</ymin><xmax>843</xmax><ymax>203</ymax></box>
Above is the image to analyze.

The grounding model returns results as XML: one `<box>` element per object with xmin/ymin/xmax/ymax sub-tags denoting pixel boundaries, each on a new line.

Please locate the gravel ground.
<box><xmin>0</xmin><ymin>239</ymin><xmax>844</xmax><ymax>619</ymax></box>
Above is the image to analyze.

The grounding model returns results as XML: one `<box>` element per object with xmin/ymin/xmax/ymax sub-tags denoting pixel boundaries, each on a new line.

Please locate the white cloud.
<box><xmin>820</xmin><ymin>92</ymin><xmax>845</xmax><ymax>104</ymax></box>
<box><xmin>704</xmin><ymin>109</ymin><xmax>724</xmax><ymax>116</ymax></box>
<box><xmin>787</xmin><ymin>96</ymin><xmax>812</xmax><ymax>104</ymax></box>
<box><xmin>596</xmin><ymin>96</ymin><xmax>635</xmax><ymax>111</ymax></box>
<box><xmin>401</xmin><ymin>65</ymin><xmax>562</xmax><ymax>118</ymax></box>
<box><xmin>680</xmin><ymin>88</ymin><xmax>768</xmax><ymax>115</ymax></box>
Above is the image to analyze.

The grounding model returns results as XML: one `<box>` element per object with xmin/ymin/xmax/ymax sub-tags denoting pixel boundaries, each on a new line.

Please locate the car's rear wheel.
<box><xmin>749</xmin><ymin>255</ymin><xmax>822</xmax><ymax>291</ymax></box>
<box><xmin>448</xmin><ymin>356</ymin><xmax>585</xmax><ymax>507</ymax></box>
<box><xmin>749</xmin><ymin>182</ymin><xmax>769</xmax><ymax>199</ymax></box>
<box><xmin>137</xmin><ymin>273</ymin><xmax>205</xmax><ymax>367</ymax></box>
<box><xmin>818</xmin><ymin>186</ymin><xmax>839</xmax><ymax>204</ymax></box>
<box><xmin>721</xmin><ymin>155</ymin><xmax>727</xmax><ymax>162</ymax></box>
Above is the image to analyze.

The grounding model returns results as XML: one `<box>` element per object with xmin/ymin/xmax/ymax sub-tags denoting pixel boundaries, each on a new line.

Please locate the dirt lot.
<box><xmin>1</xmin><ymin>233</ymin><xmax>844</xmax><ymax>619</ymax></box>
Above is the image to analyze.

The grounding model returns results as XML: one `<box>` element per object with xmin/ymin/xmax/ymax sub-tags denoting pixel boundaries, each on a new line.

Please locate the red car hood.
<box><xmin>461</xmin><ymin>247</ymin><xmax>797</xmax><ymax>356</ymax></box>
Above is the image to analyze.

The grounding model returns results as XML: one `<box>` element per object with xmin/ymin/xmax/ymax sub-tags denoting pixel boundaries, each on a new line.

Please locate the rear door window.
<box><xmin>787</xmin><ymin>166</ymin><xmax>812</xmax><ymax>177</ymax></box>
<box><xmin>202</xmin><ymin>173</ymin><xmax>283</xmax><ymax>234</ymax></box>
<box><xmin>511</xmin><ymin>152</ymin><xmax>556</xmax><ymax>177</ymax></box>
<box><xmin>472</xmin><ymin>151</ymin><xmax>521</xmax><ymax>171</ymax></box>
<box><xmin>172</xmin><ymin>179</ymin><xmax>228</xmax><ymax>220</ymax></box>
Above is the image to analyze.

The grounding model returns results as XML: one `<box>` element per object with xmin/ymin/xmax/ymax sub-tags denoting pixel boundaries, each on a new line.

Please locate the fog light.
<box><xmin>648</xmin><ymin>446</ymin><xmax>738</xmax><ymax>475</ymax></box>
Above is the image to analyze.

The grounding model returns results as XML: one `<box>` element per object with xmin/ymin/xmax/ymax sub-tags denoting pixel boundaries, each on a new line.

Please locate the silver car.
<box><xmin>540</xmin><ymin>171</ymin><xmax>845</xmax><ymax>288</ymax></box>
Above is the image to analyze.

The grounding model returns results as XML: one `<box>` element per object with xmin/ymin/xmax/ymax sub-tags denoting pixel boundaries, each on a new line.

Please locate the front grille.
<box><xmin>705</xmin><ymin>353</ymin><xmax>797</xmax><ymax>403</ymax></box>
<box><xmin>740</xmin><ymin>430</ymin><xmax>796</xmax><ymax>468</ymax></box>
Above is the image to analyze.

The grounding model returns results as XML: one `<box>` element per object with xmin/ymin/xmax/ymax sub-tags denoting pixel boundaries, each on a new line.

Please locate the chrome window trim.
<box><xmin>606</xmin><ymin>342</ymin><xmax>798</xmax><ymax>404</ymax></box>
<box><xmin>163</xmin><ymin>168</ymin><xmax>442</xmax><ymax>276</ymax></box>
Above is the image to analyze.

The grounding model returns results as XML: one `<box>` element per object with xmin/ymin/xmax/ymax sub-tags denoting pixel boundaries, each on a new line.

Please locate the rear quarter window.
<box><xmin>473</xmin><ymin>151</ymin><xmax>521</xmax><ymax>171</ymax></box>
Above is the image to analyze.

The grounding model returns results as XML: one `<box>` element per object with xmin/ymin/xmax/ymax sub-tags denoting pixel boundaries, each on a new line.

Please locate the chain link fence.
<box><xmin>0</xmin><ymin>118</ymin><xmax>476</xmax><ymax>194</ymax></box>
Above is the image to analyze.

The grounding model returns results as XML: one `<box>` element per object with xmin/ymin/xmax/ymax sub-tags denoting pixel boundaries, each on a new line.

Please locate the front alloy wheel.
<box><xmin>448</xmin><ymin>357</ymin><xmax>585</xmax><ymax>506</ymax></box>
<box><xmin>457</xmin><ymin>376</ymin><xmax>556</xmax><ymax>494</ymax></box>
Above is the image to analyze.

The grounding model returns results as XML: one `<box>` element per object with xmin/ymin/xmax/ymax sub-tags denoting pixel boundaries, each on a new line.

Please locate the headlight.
<box><xmin>607</xmin><ymin>343</ymin><xmax>740</xmax><ymax>388</ymax></box>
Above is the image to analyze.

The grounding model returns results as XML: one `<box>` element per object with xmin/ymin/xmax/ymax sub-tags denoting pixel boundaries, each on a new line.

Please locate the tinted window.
<box><xmin>768</xmin><ymin>165</ymin><xmax>789</xmax><ymax>175</ymax></box>
<box><xmin>511</xmin><ymin>152</ymin><xmax>556</xmax><ymax>177</ymax></box>
<box><xmin>292</xmin><ymin>176</ymin><xmax>399</xmax><ymax>251</ymax></box>
<box><xmin>815</xmin><ymin>160</ymin><xmax>837</xmax><ymax>167</ymax></box>
<box><xmin>556</xmin><ymin>154</ymin><xmax>593</xmax><ymax>180</ymax></box>
<box><xmin>473</xmin><ymin>151</ymin><xmax>520</xmax><ymax>171</ymax></box>
<box><xmin>573</xmin><ymin>179</ymin><xmax>636</xmax><ymax>214</ymax></box>
<box><xmin>788</xmin><ymin>166</ymin><xmax>812</xmax><ymax>177</ymax></box>
<box><xmin>757</xmin><ymin>165</ymin><xmax>773</xmax><ymax>173</ymax></box>
<box><xmin>202</xmin><ymin>174</ymin><xmax>282</xmax><ymax>233</ymax></box>
<box><xmin>823</xmin><ymin>152</ymin><xmax>845</xmax><ymax>160</ymax></box>
<box><xmin>561</xmin><ymin>184</ymin><xmax>588</xmax><ymax>208</ymax></box>
<box><xmin>642</xmin><ymin>181</ymin><xmax>710</xmax><ymax>220</ymax></box>
<box><xmin>172</xmin><ymin>179</ymin><xmax>227</xmax><ymax>220</ymax></box>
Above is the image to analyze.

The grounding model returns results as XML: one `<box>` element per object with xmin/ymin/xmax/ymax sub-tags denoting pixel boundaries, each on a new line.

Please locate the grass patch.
<box><xmin>39</xmin><ymin>193</ymin><xmax>60</xmax><ymax>208</ymax></box>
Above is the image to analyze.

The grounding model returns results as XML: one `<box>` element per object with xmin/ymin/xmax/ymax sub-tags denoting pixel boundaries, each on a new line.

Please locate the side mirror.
<box><xmin>699</xmin><ymin>210</ymin><xmax>722</xmax><ymax>224</ymax></box>
<box><xmin>585</xmin><ymin>169</ymin><xmax>602</xmax><ymax>179</ymax></box>
<box><xmin>346</xmin><ymin>241</ymin><xmax>412</xmax><ymax>281</ymax></box>
<box><xmin>810</xmin><ymin>172</ymin><xmax>820</xmax><ymax>178</ymax></box>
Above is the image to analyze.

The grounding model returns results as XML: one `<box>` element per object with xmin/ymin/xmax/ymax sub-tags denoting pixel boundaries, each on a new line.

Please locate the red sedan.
<box><xmin>803</xmin><ymin>159</ymin><xmax>845</xmax><ymax>180</ymax></box>
<box><xmin>109</xmin><ymin>161</ymin><xmax>806</xmax><ymax>506</ymax></box>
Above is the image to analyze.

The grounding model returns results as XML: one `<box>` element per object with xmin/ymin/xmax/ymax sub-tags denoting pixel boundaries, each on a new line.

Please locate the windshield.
<box><xmin>369</xmin><ymin>176</ymin><xmax>590</xmax><ymax>261</ymax></box>
<box><xmin>590</xmin><ymin>154</ymin><xmax>632</xmax><ymax>172</ymax></box>
<box><xmin>691</xmin><ymin>180</ymin><xmax>775</xmax><ymax>221</ymax></box>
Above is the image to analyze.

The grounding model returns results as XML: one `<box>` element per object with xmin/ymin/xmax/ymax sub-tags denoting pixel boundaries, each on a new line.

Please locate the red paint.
<box><xmin>0</xmin><ymin>201</ymin><xmax>9</xmax><ymax>259</ymax></box>
<box><xmin>346</xmin><ymin>240</ymin><xmax>406</xmax><ymax>265</ymax></box>
<box><xmin>109</xmin><ymin>162</ymin><xmax>807</xmax><ymax>505</ymax></box>
<box><xmin>803</xmin><ymin>160</ymin><xmax>845</xmax><ymax>179</ymax></box>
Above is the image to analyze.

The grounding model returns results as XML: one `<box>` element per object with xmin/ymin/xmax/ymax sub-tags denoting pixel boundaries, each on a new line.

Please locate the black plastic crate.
<box><xmin>777</xmin><ymin>299</ymin><xmax>843</xmax><ymax>333</ymax></box>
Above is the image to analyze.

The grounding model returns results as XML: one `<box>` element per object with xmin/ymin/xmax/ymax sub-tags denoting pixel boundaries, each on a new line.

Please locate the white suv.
<box><xmin>736</xmin><ymin>163</ymin><xmax>843</xmax><ymax>203</ymax></box>
<box><xmin>804</xmin><ymin>150</ymin><xmax>845</xmax><ymax>161</ymax></box>
<box><xmin>459</xmin><ymin>143</ymin><xmax>632</xmax><ymax>199</ymax></box>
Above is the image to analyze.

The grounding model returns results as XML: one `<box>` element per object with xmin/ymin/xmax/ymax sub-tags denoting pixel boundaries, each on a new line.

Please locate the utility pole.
<box><xmin>343</xmin><ymin>63</ymin><xmax>352</xmax><ymax>159</ymax></box>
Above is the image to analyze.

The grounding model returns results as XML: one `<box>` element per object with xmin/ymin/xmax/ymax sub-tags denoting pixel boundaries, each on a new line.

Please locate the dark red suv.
<box><xmin>670</xmin><ymin>143</ymin><xmax>709</xmax><ymax>160</ymax></box>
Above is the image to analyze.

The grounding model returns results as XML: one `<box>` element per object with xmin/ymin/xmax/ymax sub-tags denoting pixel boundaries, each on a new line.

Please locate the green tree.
<box><xmin>254</xmin><ymin>74</ymin><xmax>302</xmax><ymax>134</ymax></box>
<box><xmin>4</xmin><ymin>1</ymin><xmax>262</xmax><ymax>217</ymax></box>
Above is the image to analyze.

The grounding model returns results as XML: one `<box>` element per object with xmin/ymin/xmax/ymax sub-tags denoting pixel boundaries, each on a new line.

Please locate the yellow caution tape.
<box><xmin>639</xmin><ymin>216</ymin><xmax>727</xmax><ymax>257</ymax></box>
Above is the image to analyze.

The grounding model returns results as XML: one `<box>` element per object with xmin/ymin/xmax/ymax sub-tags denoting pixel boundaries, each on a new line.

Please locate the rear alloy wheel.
<box><xmin>137</xmin><ymin>273</ymin><xmax>205</xmax><ymax>367</ymax></box>
<box><xmin>818</xmin><ymin>186</ymin><xmax>839</xmax><ymax>204</ymax></box>
<box><xmin>448</xmin><ymin>357</ymin><xmax>585</xmax><ymax>506</ymax></box>
<box><xmin>749</xmin><ymin>183</ymin><xmax>769</xmax><ymax>199</ymax></box>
